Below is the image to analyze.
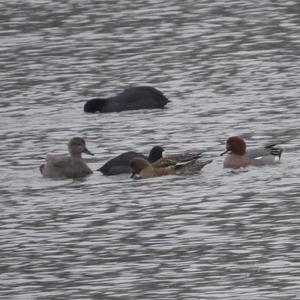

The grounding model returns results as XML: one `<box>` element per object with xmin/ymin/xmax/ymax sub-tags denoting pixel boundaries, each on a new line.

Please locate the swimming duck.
<box><xmin>84</xmin><ymin>86</ymin><xmax>170</xmax><ymax>113</ymax></box>
<box><xmin>130</xmin><ymin>157</ymin><xmax>212</xmax><ymax>179</ymax></box>
<box><xmin>40</xmin><ymin>137</ymin><xmax>93</xmax><ymax>178</ymax></box>
<box><xmin>98</xmin><ymin>146</ymin><xmax>164</xmax><ymax>175</ymax></box>
<box><xmin>220</xmin><ymin>136</ymin><xmax>283</xmax><ymax>168</ymax></box>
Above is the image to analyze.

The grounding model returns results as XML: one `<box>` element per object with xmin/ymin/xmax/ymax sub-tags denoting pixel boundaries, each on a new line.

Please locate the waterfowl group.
<box><xmin>98</xmin><ymin>146</ymin><xmax>204</xmax><ymax>175</ymax></box>
<box><xmin>40</xmin><ymin>86</ymin><xmax>284</xmax><ymax>180</ymax></box>
<box><xmin>40</xmin><ymin>140</ymin><xmax>210</xmax><ymax>179</ymax></box>
<box><xmin>40</xmin><ymin>135</ymin><xmax>283</xmax><ymax>180</ymax></box>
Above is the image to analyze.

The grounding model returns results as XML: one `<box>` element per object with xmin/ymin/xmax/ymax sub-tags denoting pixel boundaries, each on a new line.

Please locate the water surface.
<box><xmin>1</xmin><ymin>0</ymin><xmax>300</xmax><ymax>299</ymax></box>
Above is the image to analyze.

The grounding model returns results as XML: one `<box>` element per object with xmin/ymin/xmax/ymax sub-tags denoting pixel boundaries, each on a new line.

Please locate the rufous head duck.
<box><xmin>220</xmin><ymin>136</ymin><xmax>246</xmax><ymax>156</ymax></box>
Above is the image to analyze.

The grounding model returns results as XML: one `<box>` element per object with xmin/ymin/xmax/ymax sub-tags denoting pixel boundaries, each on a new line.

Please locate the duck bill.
<box><xmin>130</xmin><ymin>172</ymin><xmax>142</xmax><ymax>179</ymax></box>
<box><xmin>220</xmin><ymin>149</ymin><xmax>229</xmax><ymax>156</ymax></box>
<box><xmin>83</xmin><ymin>147</ymin><xmax>94</xmax><ymax>156</ymax></box>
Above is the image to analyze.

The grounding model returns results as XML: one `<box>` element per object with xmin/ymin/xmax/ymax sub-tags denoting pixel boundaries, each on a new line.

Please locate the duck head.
<box><xmin>129</xmin><ymin>157</ymin><xmax>151</xmax><ymax>178</ymax></box>
<box><xmin>68</xmin><ymin>137</ymin><xmax>94</xmax><ymax>156</ymax></box>
<box><xmin>220</xmin><ymin>136</ymin><xmax>246</xmax><ymax>156</ymax></box>
<box><xmin>148</xmin><ymin>146</ymin><xmax>164</xmax><ymax>163</ymax></box>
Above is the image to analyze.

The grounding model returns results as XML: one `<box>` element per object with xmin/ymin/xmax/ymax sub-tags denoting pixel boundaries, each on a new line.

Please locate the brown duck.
<box><xmin>40</xmin><ymin>137</ymin><xmax>93</xmax><ymax>179</ymax></box>
<box><xmin>130</xmin><ymin>157</ymin><xmax>212</xmax><ymax>179</ymax></box>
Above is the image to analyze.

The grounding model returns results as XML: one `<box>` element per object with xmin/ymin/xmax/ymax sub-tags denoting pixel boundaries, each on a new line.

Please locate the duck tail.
<box><xmin>270</xmin><ymin>146</ymin><xmax>283</xmax><ymax>160</ymax></box>
<box><xmin>264</xmin><ymin>140</ymin><xmax>285</xmax><ymax>161</ymax></box>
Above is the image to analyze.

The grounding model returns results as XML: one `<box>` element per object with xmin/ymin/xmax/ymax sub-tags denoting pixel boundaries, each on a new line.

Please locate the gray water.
<box><xmin>1</xmin><ymin>0</ymin><xmax>300</xmax><ymax>299</ymax></box>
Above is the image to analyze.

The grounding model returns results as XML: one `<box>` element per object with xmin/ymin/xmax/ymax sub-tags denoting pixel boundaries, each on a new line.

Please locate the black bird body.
<box><xmin>84</xmin><ymin>86</ymin><xmax>170</xmax><ymax>113</ymax></box>
<box><xmin>98</xmin><ymin>146</ymin><xmax>164</xmax><ymax>175</ymax></box>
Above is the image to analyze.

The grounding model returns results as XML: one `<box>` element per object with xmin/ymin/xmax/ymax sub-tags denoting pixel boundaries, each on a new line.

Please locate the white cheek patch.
<box><xmin>254</xmin><ymin>156</ymin><xmax>263</xmax><ymax>160</ymax></box>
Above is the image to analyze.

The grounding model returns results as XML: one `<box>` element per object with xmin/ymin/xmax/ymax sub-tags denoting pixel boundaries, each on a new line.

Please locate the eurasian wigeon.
<box><xmin>130</xmin><ymin>157</ymin><xmax>212</xmax><ymax>179</ymax></box>
<box><xmin>40</xmin><ymin>137</ymin><xmax>93</xmax><ymax>178</ymax></box>
<box><xmin>220</xmin><ymin>136</ymin><xmax>283</xmax><ymax>168</ymax></box>
<box><xmin>84</xmin><ymin>86</ymin><xmax>170</xmax><ymax>113</ymax></box>
<box><xmin>98</xmin><ymin>146</ymin><xmax>164</xmax><ymax>175</ymax></box>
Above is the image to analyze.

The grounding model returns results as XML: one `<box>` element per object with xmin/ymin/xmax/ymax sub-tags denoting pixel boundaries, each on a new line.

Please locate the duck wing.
<box><xmin>175</xmin><ymin>159</ymin><xmax>212</xmax><ymax>174</ymax></box>
<box><xmin>46</xmin><ymin>154</ymin><xmax>69</xmax><ymax>168</ymax></box>
<box><xmin>247</xmin><ymin>144</ymin><xmax>283</xmax><ymax>160</ymax></box>
<box><xmin>152</xmin><ymin>158</ymin><xmax>177</xmax><ymax>168</ymax></box>
<box><xmin>165</xmin><ymin>150</ymin><xmax>203</xmax><ymax>162</ymax></box>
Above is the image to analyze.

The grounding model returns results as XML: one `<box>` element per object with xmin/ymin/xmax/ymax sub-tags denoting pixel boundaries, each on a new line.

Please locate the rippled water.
<box><xmin>1</xmin><ymin>0</ymin><xmax>300</xmax><ymax>299</ymax></box>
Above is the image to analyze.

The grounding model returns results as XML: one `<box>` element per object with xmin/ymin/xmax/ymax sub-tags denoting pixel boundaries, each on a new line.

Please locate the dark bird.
<box><xmin>98</xmin><ymin>146</ymin><xmax>164</xmax><ymax>175</ymax></box>
<box><xmin>84</xmin><ymin>86</ymin><xmax>170</xmax><ymax>113</ymax></box>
